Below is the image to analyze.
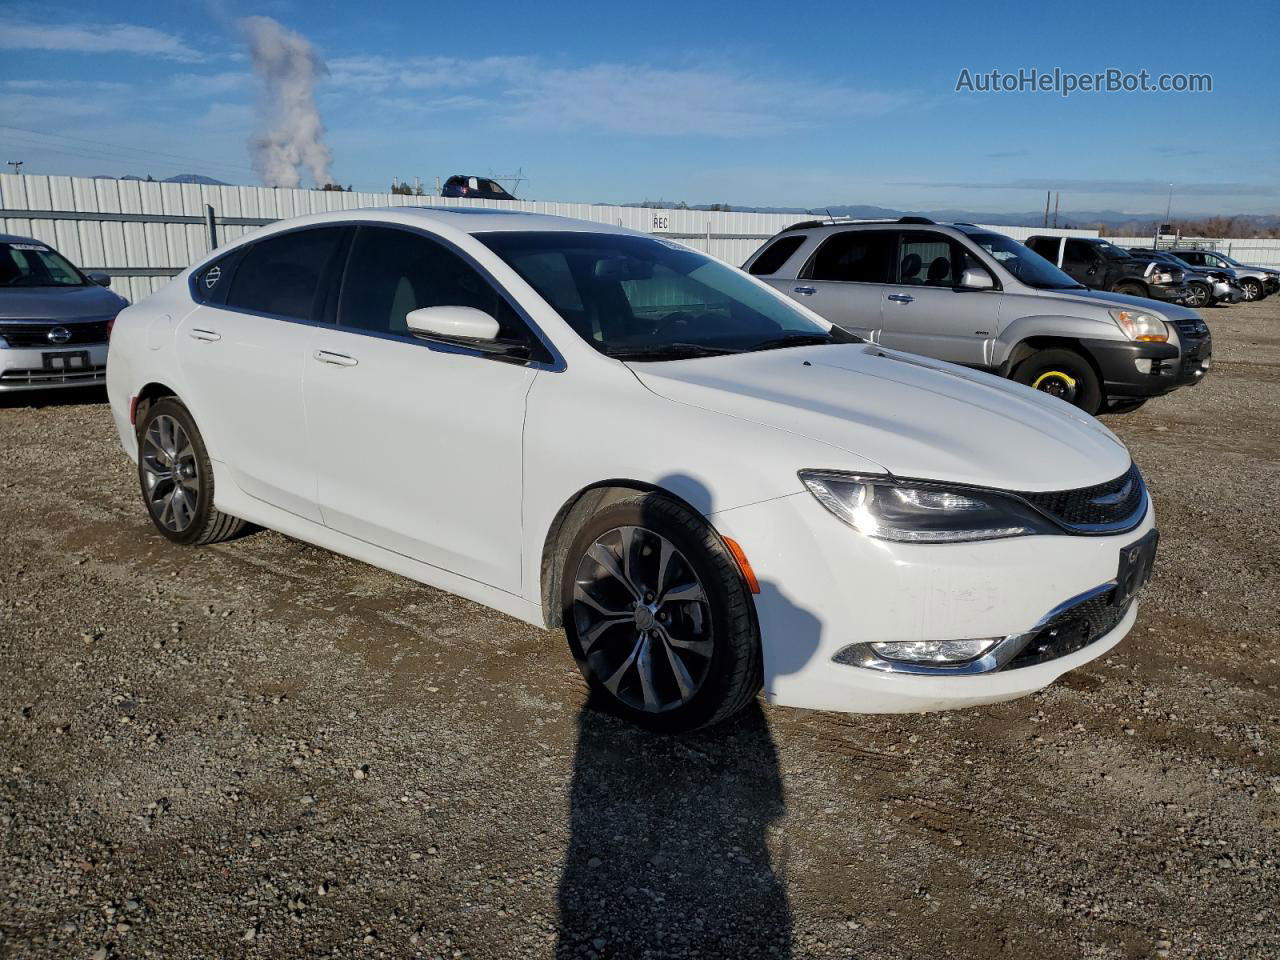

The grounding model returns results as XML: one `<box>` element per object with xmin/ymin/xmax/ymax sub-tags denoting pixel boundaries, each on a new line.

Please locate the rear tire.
<box><xmin>1013</xmin><ymin>348</ymin><xmax>1103</xmax><ymax>415</ymax></box>
<box><xmin>561</xmin><ymin>493</ymin><xmax>761</xmax><ymax>733</ymax></box>
<box><xmin>136</xmin><ymin>398</ymin><xmax>245</xmax><ymax>546</ymax></box>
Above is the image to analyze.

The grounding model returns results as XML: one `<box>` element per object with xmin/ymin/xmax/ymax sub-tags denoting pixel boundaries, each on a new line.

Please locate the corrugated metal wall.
<box><xmin>2</xmin><ymin>174</ymin><xmax>1116</xmax><ymax>304</ymax></box>
<box><xmin>1108</xmin><ymin>235</ymin><xmax>1280</xmax><ymax>268</ymax></box>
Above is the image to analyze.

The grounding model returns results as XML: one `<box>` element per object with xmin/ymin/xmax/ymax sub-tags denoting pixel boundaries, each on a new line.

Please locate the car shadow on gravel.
<box><xmin>0</xmin><ymin>385</ymin><xmax>108</xmax><ymax>408</ymax></box>
<box><xmin>556</xmin><ymin>699</ymin><xmax>792</xmax><ymax>958</ymax></box>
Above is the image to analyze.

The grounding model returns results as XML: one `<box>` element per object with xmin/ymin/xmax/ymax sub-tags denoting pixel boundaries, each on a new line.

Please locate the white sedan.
<box><xmin>106</xmin><ymin>208</ymin><xmax>1158</xmax><ymax>732</ymax></box>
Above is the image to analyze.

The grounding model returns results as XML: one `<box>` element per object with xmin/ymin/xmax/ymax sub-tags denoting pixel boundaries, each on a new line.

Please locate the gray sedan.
<box><xmin>0</xmin><ymin>234</ymin><xmax>128</xmax><ymax>392</ymax></box>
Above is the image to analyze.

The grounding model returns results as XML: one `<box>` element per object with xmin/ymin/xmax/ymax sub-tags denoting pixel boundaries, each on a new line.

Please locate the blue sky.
<box><xmin>0</xmin><ymin>0</ymin><xmax>1276</xmax><ymax>216</ymax></box>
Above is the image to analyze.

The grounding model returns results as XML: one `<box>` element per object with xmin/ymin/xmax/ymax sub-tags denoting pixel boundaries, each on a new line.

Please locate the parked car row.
<box><xmin>745</xmin><ymin>217</ymin><xmax>1212</xmax><ymax>415</ymax></box>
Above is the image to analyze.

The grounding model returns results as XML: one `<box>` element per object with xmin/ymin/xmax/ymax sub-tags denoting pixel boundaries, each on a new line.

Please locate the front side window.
<box><xmin>0</xmin><ymin>241</ymin><xmax>85</xmax><ymax>287</ymax></box>
<box><xmin>478</xmin><ymin>231</ymin><xmax>853</xmax><ymax>360</ymax></box>
<box><xmin>225</xmin><ymin>227</ymin><xmax>346</xmax><ymax>320</ymax></box>
<box><xmin>970</xmin><ymin>232</ymin><xmax>1082</xmax><ymax>290</ymax></box>
<box><xmin>803</xmin><ymin>230</ymin><xmax>894</xmax><ymax>283</ymax></box>
<box><xmin>1064</xmin><ymin>240</ymin><xmax>1098</xmax><ymax>265</ymax></box>
<box><xmin>897</xmin><ymin>232</ymin><xmax>956</xmax><ymax>286</ymax></box>
<box><xmin>337</xmin><ymin>226</ymin><xmax>530</xmax><ymax>342</ymax></box>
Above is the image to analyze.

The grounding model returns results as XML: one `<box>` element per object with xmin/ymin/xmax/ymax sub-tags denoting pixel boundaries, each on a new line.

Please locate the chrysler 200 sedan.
<box><xmin>106</xmin><ymin>208</ymin><xmax>1157</xmax><ymax>732</ymax></box>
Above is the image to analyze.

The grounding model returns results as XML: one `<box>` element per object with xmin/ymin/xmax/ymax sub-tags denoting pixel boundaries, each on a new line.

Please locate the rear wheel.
<box><xmin>1241</xmin><ymin>278</ymin><xmax>1263</xmax><ymax>302</ymax></box>
<box><xmin>561</xmin><ymin>494</ymin><xmax>761</xmax><ymax>733</ymax></box>
<box><xmin>137</xmin><ymin>398</ymin><xmax>245</xmax><ymax>545</ymax></box>
<box><xmin>1013</xmin><ymin>348</ymin><xmax>1103</xmax><ymax>414</ymax></box>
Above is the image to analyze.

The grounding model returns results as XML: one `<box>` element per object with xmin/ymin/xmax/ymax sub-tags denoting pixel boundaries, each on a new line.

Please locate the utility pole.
<box><xmin>6</xmin><ymin>160</ymin><xmax>23</xmax><ymax>176</ymax></box>
<box><xmin>1043</xmin><ymin>190</ymin><xmax>1050</xmax><ymax>228</ymax></box>
<box><xmin>1052</xmin><ymin>192</ymin><xmax>1060</xmax><ymax>229</ymax></box>
<box><xmin>1165</xmin><ymin>183</ymin><xmax>1173</xmax><ymax>222</ymax></box>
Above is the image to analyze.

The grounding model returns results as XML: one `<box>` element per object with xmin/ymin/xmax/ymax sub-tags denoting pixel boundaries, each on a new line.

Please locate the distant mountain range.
<box><xmin>93</xmin><ymin>174</ymin><xmax>231</xmax><ymax>186</ymax></box>
<box><xmin>626</xmin><ymin>201</ymin><xmax>1280</xmax><ymax>234</ymax></box>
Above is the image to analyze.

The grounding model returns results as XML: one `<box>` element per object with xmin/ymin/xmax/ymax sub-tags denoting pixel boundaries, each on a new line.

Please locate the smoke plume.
<box><xmin>242</xmin><ymin>16</ymin><xmax>333</xmax><ymax>188</ymax></box>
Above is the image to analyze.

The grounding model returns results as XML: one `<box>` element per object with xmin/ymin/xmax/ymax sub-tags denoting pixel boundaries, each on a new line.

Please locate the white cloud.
<box><xmin>326</xmin><ymin>54</ymin><xmax>907</xmax><ymax>137</ymax></box>
<box><xmin>0</xmin><ymin>23</ymin><xmax>205</xmax><ymax>62</ymax></box>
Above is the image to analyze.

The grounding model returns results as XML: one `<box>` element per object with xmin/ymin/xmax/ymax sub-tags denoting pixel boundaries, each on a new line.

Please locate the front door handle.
<box><xmin>314</xmin><ymin>350</ymin><xmax>358</xmax><ymax>367</ymax></box>
<box><xmin>793</xmin><ymin>285</ymin><xmax>816</xmax><ymax>296</ymax></box>
<box><xmin>188</xmin><ymin>328</ymin><xmax>221</xmax><ymax>342</ymax></box>
<box><xmin>886</xmin><ymin>294</ymin><xmax>915</xmax><ymax>304</ymax></box>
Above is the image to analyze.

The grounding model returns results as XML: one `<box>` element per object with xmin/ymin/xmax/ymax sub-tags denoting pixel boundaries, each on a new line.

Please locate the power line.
<box><xmin>0</xmin><ymin>124</ymin><xmax>262</xmax><ymax>180</ymax></box>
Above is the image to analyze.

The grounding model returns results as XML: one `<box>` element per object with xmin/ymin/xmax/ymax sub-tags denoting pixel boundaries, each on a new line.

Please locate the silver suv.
<box><xmin>743</xmin><ymin>217</ymin><xmax>1212</xmax><ymax>414</ymax></box>
<box><xmin>0</xmin><ymin>233</ymin><xmax>127</xmax><ymax>392</ymax></box>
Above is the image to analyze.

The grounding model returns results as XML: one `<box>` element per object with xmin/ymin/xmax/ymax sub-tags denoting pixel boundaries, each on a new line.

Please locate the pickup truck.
<box><xmin>1025</xmin><ymin>236</ymin><xmax>1189</xmax><ymax>303</ymax></box>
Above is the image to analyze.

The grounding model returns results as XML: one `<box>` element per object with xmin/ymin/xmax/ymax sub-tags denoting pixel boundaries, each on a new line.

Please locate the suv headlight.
<box><xmin>799</xmin><ymin>472</ymin><xmax>1058</xmax><ymax>543</ymax></box>
<box><xmin>1111</xmin><ymin>309</ymin><xmax>1169</xmax><ymax>343</ymax></box>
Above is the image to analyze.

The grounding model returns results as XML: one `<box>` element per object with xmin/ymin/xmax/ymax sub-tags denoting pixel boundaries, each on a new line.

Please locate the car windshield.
<box><xmin>969</xmin><ymin>233</ymin><xmax>1084</xmax><ymax>290</ymax></box>
<box><xmin>477</xmin><ymin>231</ymin><xmax>854</xmax><ymax>360</ymax></box>
<box><xmin>0</xmin><ymin>242</ymin><xmax>86</xmax><ymax>287</ymax></box>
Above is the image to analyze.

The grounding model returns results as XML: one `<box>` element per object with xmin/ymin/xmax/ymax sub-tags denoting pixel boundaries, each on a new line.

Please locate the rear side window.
<box><xmin>337</xmin><ymin>226</ymin><xmax>531</xmax><ymax>342</ymax></box>
<box><xmin>748</xmin><ymin>235</ymin><xmax>805</xmax><ymax>276</ymax></box>
<box><xmin>804</xmin><ymin>230</ymin><xmax>894</xmax><ymax>283</ymax></box>
<box><xmin>225</xmin><ymin>227</ymin><xmax>346</xmax><ymax>320</ymax></box>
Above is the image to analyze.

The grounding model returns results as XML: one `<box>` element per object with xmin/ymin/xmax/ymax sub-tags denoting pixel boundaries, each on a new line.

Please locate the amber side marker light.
<box><xmin>722</xmin><ymin>536</ymin><xmax>760</xmax><ymax>594</ymax></box>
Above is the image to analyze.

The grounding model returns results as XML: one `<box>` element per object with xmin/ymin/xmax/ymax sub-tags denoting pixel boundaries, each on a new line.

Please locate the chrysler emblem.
<box><xmin>47</xmin><ymin>326</ymin><xmax>72</xmax><ymax>344</ymax></box>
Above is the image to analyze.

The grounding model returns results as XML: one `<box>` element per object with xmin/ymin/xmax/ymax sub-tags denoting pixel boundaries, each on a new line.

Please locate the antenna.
<box><xmin>6</xmin><ymin>160</ymin><xmax>23</xmax><ymax>175</ymax></box>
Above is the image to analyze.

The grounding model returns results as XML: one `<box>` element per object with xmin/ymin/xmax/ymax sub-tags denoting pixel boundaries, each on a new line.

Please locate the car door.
<box><xmin>875</xmin><ymin>231</ymin><xmax>1001</xmax><ymax>366</ymax></box>
<box><xmin>1061</xmin><ymin>239</ymin><xmax>1103</xmax><ymax>287</ymax></box>
<box><xmin>779</xmin><ymin>229</ymin><xmax>894</xmax><ymax>341</ymax></box>
<box><xmin>176</xmin><ymin>226</ymin><xmax>349</xmax><ymax>523</ymax></box>
<box><xmin>304</xmin><ymin>224</ymin><xmax>540</xmax><ymax>593</ymax></box>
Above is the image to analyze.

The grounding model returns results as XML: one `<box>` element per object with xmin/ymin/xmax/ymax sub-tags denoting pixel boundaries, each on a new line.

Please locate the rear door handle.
<box><xmin>314</xmin><ymin>350</ymin><xmax>358</xmax><ymax>367</ymax></box>
<box><xmin>793</xmin><ymin>285</ymin><xmax>816</xmax><ymax>296</ymax></box>
<box><xmin>188</xmin><ymin>328</ymin><xmax>221</xmax><ymax>342</ymax></box>
<box><xmin>886</xmin><ymin>294</ymin><xmax>915</xmax><ymax>304</ymax></box>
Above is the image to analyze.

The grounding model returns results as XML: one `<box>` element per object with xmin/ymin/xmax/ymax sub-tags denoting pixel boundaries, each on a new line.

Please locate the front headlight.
<box><xmin>1110</xmin><ymin>308</ymin><xmax>1169</xmax><ymax>343</ymax></box>
<box><xmin>799</xmin><ymin>472</ymin><xmax>1058</xmax><ymax>543</ymax></box>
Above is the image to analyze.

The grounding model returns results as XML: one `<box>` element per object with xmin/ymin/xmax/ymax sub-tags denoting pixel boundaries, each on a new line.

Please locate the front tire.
<box><xmin>1113</xmin><ymin>281</ymin><xmax>1147</xmax><ymax>298</ymax></box>
<box><xmin>137</xmin><ymin>398</ymin><xmax>245</xmax><ymax>545</ymax></box>
<box><xmin>1184</xmin><ymin>282</ymin><xmax>1211</xmax><ymax>308</ymax></box>
<box><xmin>1013</xmin><ymin>348</ymin><xmax>1103</xmax><ymax>414</ymax></box>
<box><xmin>561</xmin><ymin>494</ymin><xmax>762</xmax><ymax>733</ymax></box>
<box><xmin>1241</xmin><ymin>278</ymin><xmax>1263</xmax><ymax>302</ymax></box>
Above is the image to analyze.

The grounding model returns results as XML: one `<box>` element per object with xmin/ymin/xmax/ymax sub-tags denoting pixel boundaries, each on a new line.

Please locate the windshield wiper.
<box><xmin>604</xmin><ymin>342</ymin><xmax>739</xmax><ymax>361</ymax></box>
<box><xmin>744</xmin><ymin>333</ymin><xmax>838</xmax><ymax>352</ymax></box>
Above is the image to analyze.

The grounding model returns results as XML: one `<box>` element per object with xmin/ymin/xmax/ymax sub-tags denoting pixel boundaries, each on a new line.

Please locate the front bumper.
<box><xmin>711</xmin><ymin>489</ymin><xmax>1156</xmax><ymax>714</ymax></box>
<box><xmin>0</xmin><ymin>343</ymin><xmax>108</xmax><ymax>392</ymax></box>
<box><xmin>1081</xmin><ymin>337</ymin><xmax>1182</xmax><ymax>399</ymax></box>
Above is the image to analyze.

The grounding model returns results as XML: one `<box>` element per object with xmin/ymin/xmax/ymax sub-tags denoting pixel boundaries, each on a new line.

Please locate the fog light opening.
<box><xmin>868</xmin><ymin>638</ymin><xmax>1001</xmax><ymax>665</ymax></box>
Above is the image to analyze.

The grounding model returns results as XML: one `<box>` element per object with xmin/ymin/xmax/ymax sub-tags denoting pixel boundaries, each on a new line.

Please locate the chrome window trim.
<box><xmin>185</xmin><ymin>220</ymin><xmax>566</xmax><ymax>372</ymax></box>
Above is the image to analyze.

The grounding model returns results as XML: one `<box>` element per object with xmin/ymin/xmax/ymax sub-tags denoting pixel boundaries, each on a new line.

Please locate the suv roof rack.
<box><xmin>780</xmin><ymin>214</ymin><xmax>938</xmax><ymax>233</ymax></box>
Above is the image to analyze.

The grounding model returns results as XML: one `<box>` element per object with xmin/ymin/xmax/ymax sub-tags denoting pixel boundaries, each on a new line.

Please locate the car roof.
<box><xmin>0</xmin><ymin>233</ymin><xmax>44</xmax><ymax>245</ymax></box>
<box><xmin>240</xmin><ymin>206</ymin><xmax>637</xmax><ymax>239</ymax></box>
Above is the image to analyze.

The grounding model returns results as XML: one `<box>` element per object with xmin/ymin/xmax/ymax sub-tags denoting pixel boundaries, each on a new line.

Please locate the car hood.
<box><xmin>1031</xmin><ymin>285</ymin><xmax>1200</xmax><ymax>321</ymax></box>
<box><xmin>630</xmin><ymin>344</ymin><xmax>1131</xmax><ymax>492</ymax></box>
<box><xmin>0</xmin><ymin>284</ymin><xmax>128</xmax><ymax>320</ymax></box>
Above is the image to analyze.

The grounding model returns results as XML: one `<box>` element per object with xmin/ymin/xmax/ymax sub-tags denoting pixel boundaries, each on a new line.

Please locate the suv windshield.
<box><xmin>477</xmin><ymin>232</ymin><xmax>853</xmax><ymax>360</ymax></box>
<box><xmin>0</xmin><ymin>242</ymin><xmax>86</xmax><ymax>287</ymax></box>
<box><xmin>969</xmin><ymin>233</ymin><xmax>1084</xmax><ymax>290</ymax></box>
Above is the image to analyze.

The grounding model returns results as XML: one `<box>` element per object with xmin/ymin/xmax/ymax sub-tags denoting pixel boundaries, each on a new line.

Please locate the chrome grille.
<box><xmin>1018</xmin><ymin>463</ymin><xmax>1146</xmax><ymax>533</ymax></box>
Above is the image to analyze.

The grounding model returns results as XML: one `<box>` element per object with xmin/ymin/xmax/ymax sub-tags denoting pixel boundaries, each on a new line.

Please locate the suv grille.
<box><xmin>1007</xmin><ymin>590</ymin><xmax>1131</xmax><ymax>669</ymax></box>
<box><xmin>1018</xmin><ymin>463</ymin><xmax>1146</xmax><ymax>533</ymax></box>
<box><xmin>0</xmin><ymin>320</ymin><xmax>111</xmax><ymax>348</ymax></box>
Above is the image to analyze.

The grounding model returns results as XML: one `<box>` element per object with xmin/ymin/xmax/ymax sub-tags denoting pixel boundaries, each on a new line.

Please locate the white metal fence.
<box><xmin>0</xmin><ymin>174</ymin><xmax>1117</xmax><ymax>304</ymax></box>
<box><xmin>1108</xmin><ymin>235</ymin><xmax>1280</xmax><ymax>269</ymax></box>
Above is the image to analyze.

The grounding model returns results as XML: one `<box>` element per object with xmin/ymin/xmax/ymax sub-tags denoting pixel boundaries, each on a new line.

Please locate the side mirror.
<box><xmin>958</xmin><ymin>268</ymin><xmax>994</xmax><ymax>290</ymax></box>
<box><xmin>87</xmin><ymin>271</ymin><xmax>112</xmax><ymax>287</ymax></box>
<box><xmin>405</xmin><ymin>305</ymin><xmax>500</xmax><ymax>342</ymax></box>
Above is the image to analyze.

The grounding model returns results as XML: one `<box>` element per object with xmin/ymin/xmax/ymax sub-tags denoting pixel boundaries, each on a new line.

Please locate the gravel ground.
<box><xmin>1</xmin><ymin>298</ymin><xmax>1277</xmax><ymax>960</ymax></box>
